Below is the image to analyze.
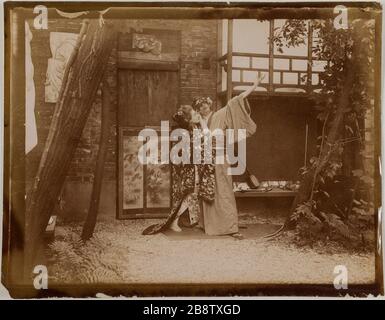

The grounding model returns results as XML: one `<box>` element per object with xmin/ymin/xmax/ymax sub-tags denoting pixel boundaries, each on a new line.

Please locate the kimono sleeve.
<box><xmin>225</xmin><ymin>95</ymin><xmax>257</xmax><ymax>140</ymax></box>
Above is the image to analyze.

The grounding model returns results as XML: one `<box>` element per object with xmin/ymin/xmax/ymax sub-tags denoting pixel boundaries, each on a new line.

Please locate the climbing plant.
<box><xmin>272</xmin><ymin>18</ymin><xmax>376</xmax><ymax>249</ymax></box>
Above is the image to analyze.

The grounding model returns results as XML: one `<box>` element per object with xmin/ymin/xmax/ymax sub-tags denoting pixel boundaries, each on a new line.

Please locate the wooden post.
<box><xmin>6</xmin><ymin>8</ymin><xmax>26</xmax><ymax>284</ymax></box>
<box><xmin>81</xmin><ymin>80</ymin><xmax>110</xmax><ymax>241</ymax></box>
<box><xmin>268</xmin><ymin>20</ymin><xmax>274</xmax><ymax>93</ymax></box>
<box><xmin>374</xmin><ymin>11</ymin><xmax>383</xmax><ymax>294</ymax></box>
<box><xmin>25</xmin><ymin>19</ymin><xmax>116</xmax><ymax>271</ymax></box>
<box><xmin>216</xmin><ymin>19</ymin><xmax>223</xmax><ymax>107</ymax></box>
<box><xmin>304</xmin><ymin>122</ymin><xmax>309</xmax><ymax>167</ymax></box>
<box><xmin>307</xmin><ymin>21</ymin><xmax>313</xmax><ymax>93</ymax></box>
<box><xmin>226</xmin><ymin>19</ymin><xmax>233</xmax><ymax>102</ymax></box>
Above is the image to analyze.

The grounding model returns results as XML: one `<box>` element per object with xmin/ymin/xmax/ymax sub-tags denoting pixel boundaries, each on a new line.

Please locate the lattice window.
<box><xmin>219</xmin><ymin>19</ymin><xmax>326</xmax><ymax>98</ymax></box>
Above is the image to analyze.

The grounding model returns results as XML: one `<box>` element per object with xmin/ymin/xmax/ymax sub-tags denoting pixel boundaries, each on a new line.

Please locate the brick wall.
<box><xmin>26</xmin><ymin>18</ymin><xmax>218</xmax><ymax>219</ymax></box>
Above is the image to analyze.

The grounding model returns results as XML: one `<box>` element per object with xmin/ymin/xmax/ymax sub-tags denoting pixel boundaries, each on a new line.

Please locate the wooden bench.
<box><xmin>234</xmin><ymin>188</ymin><xmax>297</xmax><ymax>198</ymax></box>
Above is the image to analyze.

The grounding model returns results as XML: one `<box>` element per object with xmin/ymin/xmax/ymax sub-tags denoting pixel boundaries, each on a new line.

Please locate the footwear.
<box><xmin>169</xmin><ymin>217</ymin><xmax>182</xmax><ymax>232</ymax></box>
<box><xmin>231</xmin><ymin>232</ymin><xmax>245</xmax><ymax>240</ymax></box>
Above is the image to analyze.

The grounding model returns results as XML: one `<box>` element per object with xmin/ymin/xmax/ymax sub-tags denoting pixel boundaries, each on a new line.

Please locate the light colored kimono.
<box><xmin>199</xmin><ymin>95</ymin><xmax>256</xmax><ymax>235</ymax></box>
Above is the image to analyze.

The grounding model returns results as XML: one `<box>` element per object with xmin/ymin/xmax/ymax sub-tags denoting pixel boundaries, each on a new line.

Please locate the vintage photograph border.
<box><xmin>2</xmin><ymin>1</ymin><xmax>383</xmax><ymax>298</ymax></box>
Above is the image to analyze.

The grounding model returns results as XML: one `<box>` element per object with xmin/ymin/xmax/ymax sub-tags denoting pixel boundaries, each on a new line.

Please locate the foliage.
<box><xmin>48</xmin><ymin>229</ymin><xmax>124</xmax><ymax>283</ymax></box>
<box><xmin>273</xmin><ymin>18</ymin><xmax>376</xmax><ymax>249</ymax></box>
<box><xmin>272</xmin><ymin>19</ymin><xmax>308</xmax><ymax>53</ymax></box>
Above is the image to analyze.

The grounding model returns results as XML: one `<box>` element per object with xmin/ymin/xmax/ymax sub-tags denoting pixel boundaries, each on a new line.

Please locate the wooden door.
<box><xmin>118</xmin><ymin>70</ymin><xmax>179</xmax><ymax>127</ymax></box>
<box><xmin>118</xmin><ymin>69</ymin><xmax>179</xmax><ymax>219</ymax></box>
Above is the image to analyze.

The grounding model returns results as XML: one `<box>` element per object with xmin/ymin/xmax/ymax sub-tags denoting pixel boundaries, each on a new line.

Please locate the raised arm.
<box><xmin>239</xmin><ymin>72</ymin><xmax>265</xmax><ymax>99</ymax></box>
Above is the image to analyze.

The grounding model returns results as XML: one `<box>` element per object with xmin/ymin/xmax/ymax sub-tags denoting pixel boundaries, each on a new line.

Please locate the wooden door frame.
<box><xmin>116</xmin><ymin>29</ymin><xmax>181</xmax><ymax>219</ymax></box>
<box><xmin>116</xmin><ymin>66</ymin><xmax>180</xmax><ymax>219</ymax></box>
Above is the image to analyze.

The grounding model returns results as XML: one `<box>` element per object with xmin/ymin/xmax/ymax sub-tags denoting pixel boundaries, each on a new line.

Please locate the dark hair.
<box><xmin>172</xmin><ymin>105</ymin><xmax>192</xmax><ymax>130</ymax></box>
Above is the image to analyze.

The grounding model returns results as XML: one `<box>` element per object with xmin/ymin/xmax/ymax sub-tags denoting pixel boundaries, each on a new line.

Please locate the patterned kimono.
<box><xmin>199</xmin><ymin>95</ymin><xmax>256</xmax><ymax>235</ymax></box>
<box><xmin>142</xmin><ymin>121</ymin><xmax>216</xmax><ymax>235</ymax></box>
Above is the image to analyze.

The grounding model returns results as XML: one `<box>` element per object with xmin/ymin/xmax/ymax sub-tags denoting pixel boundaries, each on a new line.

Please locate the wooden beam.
<box><xmin>220</xmin><ymin>51</ymin><xmax>322</xmax><ymax>61</ymax></box>
<box><xmin>268</xmin><ymin>19</ymin><xmax>274</xmax><ymax>93</ymax></box>
<box><xmin>373</xmin><ymin>10</ymin><xmax>383</xmax><ymax>293</ymax></box>
<box><xmin>118</xmin><ymin>59</ymin><xmax>179</xmax><ymax>71</ymax></box>
<box><xmin>307</xmin><ymin>21</ymin><xmax>313</xmax><ymax>92</ymax></box>
<box><xmin>13</xmin><ymin>6</ymin><xmax>378</xmax><ymax>23</ymax></box>
<box><xmin>6</xmin><ymin>8</ymin><xmax>26</xmax><ymax>284</ymax></box>
<box><xmin>230</xmin><ymin>66</ymin><xmax>269</xmax><ymax>72</ymax></box>
<box><xmin>118</xmin><ymin>51</ymin><xmax>179</xmax><ymax>62</ymax></box>
<box><xmin>218</xmin><ymin>89</ymin><xmax>311</xmax><ymax>98</ymax></box>
<box><xmin>216</xmin><ymin>19</ymin><xmax>223</xmax><ymax>106</ymax></box>
<box><xmin>81</xmin><ymin>80</ymin><xmax>110</xmax><ymax>241</ymax></box>
<box><xmin>226</xmin><ymin>19</ymin><xmax>233</xmax><ymax>101</ymax></box>
<box><xmin>235</xmin><ymin>189</ymin><xmax>297</xmax><ymax>198</ymax></box>
<box><xmin>25</xmin><ymin>19</ymin><xmax>117</xmax><ymax>271</ymax></box>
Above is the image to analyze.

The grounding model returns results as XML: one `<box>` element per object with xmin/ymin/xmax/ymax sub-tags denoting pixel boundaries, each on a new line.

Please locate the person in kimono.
<box><xmin>142</xmin><ymin>105</ymin><xmax>216</xmax><ymax>235</ymax></box>
<box><xmin>193</xmin><ymin>73</ymin><xmax>264</xmax><ymax>239</ymax></box>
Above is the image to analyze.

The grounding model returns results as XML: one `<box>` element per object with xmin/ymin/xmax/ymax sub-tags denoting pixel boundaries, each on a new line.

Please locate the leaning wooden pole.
<box><xmin>25</xmin><ymin>19</ymin><xmax>116</xmax><ymax>273</ymax></box>
<box><xmin>81</xmin><ymin>80</ymin><xmax>110</xmax><ymax>241</ymax></box>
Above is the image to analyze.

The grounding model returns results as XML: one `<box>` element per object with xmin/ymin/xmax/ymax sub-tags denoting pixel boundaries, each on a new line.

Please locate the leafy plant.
<box><xmin>273</xmin><ymin>17</ymin><xmax>376</xmax><ymax>249</ymax></box>
<box><xmin>48</xmin><ymin>232</ymin><xmax>124</xmax><ymax>283</ymax></box>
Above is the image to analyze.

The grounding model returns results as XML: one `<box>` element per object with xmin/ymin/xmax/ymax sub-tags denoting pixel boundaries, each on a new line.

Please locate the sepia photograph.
<box><xmin>1</xmin><ymin>1</ymin><xmax>383</xmax><ymax>300</ymax></box>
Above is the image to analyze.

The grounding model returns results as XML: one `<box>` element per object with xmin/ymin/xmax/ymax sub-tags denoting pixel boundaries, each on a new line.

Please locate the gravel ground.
<box><xmin>51</xmin><ymin>218</ymin><xmax>376</xmax><ymax>285</ymax></box>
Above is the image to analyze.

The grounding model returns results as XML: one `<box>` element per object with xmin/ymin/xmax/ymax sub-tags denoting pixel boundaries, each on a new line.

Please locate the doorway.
<box><xmin>117</xmin><ymin>69</ymin><xmax>179</xmax><ymax>219</ymax></box>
